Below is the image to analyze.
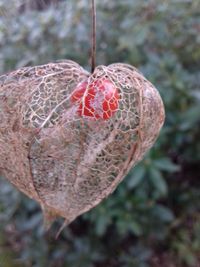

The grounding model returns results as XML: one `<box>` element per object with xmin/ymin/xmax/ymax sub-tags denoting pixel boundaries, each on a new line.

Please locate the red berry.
<box><xmin>71</xmin><ymin>79</ymin><xmax>120</xmax><ymax>120</ymax></box>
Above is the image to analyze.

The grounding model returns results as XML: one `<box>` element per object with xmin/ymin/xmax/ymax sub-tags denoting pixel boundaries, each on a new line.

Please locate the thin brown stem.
<box><xmin>91</xmin><ymin>0</ymin><xmax>96</xmax><ymax>73</ymax></box>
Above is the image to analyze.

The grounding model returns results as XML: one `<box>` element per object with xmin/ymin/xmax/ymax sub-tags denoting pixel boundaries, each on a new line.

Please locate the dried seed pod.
<box><xmin>0</xmin><ymin>60</ymin><xmax>165</xmax><ymax>226</ymax></box>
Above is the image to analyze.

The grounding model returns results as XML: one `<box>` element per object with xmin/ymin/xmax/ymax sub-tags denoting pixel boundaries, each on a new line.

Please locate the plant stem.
<box><xmin>91</xmin><ymin>0</ymin><xmax>96</xmax><ymax>73</ymax></box>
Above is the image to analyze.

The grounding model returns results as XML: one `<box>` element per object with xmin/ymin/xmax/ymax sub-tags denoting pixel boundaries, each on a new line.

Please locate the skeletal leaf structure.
<box><xmin>0</xmin><ymin>60</ymin><xmax>165</xmax><ymax>226</ymax></box>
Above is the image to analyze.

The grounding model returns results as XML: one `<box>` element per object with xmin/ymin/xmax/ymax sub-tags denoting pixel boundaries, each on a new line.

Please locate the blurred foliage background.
<box><xmin>0</xmin><ymin>0</ymin><xmax>200</xmax><ymax>266</ymax></box>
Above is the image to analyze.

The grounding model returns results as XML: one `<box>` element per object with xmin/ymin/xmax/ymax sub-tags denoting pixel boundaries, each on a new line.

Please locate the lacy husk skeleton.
<box><xmin>0</xmin><ymin>60</ymin><xmax>165</xmax><ymax>226</ymax></box>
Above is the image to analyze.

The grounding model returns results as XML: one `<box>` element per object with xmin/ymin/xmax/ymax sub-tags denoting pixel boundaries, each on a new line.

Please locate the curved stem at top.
<box><xmin>91</xmin><ymin>0</ymin><xmax>96</xmax><ymax>73</ymax></box>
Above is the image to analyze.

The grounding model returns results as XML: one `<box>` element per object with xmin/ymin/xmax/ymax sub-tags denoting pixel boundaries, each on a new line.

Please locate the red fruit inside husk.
<box><xmin>71</xmin><ymin>79</ymin><xmax>120</xmax><ymax>120</ymax></box>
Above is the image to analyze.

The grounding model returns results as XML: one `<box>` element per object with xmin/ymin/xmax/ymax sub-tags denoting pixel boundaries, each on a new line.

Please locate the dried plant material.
<box><xmin>0</xmin><ymin>60</ymin><xmax>165</xmax><ymax>226</ymax></box>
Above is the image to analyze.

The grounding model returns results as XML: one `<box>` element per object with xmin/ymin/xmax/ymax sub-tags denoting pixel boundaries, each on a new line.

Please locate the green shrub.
<box><xmin>0</xmin><ymin>0</ymin><xmax>200</xmax><ymax>266</ymax></box>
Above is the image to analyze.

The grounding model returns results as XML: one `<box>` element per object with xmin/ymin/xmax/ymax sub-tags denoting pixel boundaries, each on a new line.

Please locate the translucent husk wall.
<box><xmin>0</xmin><ymin>60</ymin><xmax>165</xmax><ymax>225</ymax></box>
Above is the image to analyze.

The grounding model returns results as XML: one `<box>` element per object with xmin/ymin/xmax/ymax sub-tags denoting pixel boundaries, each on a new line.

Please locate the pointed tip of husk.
<box><xmin>41</xmin><ymin>205</ymin><xmax>58</xmax><ymax>231</ymax></box>
<box><xmin>55</xmin><ymin>219</ymin><xmax>69</xmax><ymax>239</ymax></box>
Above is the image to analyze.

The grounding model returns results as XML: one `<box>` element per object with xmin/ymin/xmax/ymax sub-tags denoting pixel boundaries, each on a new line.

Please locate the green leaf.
<box><xmin>129</xmin><ymin>221</ymin><xmax>143</xmax><ymax>236</ymax></box>
<box><xmin>154</xmin><ymin>158</ymin><xmax>180</xmax><ymax>172</ymax></box>
<box><xmin>153</xmin><ymin>204</ymin><xmax>174</xmax><ymax>222</ymax></box>
<box><xmin>127</xmin><ymin>165</ymin><xmax>145</xmax><ymax>189</ymax></box>
<box><xmin>148</xmin><ymin>168</ymin><xmax>168</xmax><ymax>196</ymax></box>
